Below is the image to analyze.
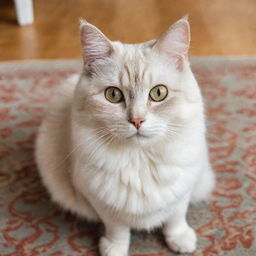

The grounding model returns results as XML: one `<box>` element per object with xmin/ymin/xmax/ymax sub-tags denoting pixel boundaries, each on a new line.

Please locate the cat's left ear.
<box><xmin>80</xmin><ymin>20</ymin><xmax>113</xmax><ymax>69</ymax></box>
<box><xmin>153</xmin><ymin>16</ymin><xmax>190</xmax><ymax>70</ymax></box>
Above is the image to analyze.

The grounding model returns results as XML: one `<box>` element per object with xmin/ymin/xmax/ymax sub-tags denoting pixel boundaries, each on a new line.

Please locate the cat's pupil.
<box><xmin>157</xmin><ymin>88</ymin><xmax>161</xmax><ymax>97</ymax></box>
<box><xmin>112</xmin><ymin>90</ymin><xmax>116</xmax><ymax>98</ymax></box>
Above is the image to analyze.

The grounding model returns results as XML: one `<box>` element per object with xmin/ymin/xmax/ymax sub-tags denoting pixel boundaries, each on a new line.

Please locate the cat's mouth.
<box><xmin>128</xmin><ymin>131</ymin><xmax>148</xmax><ymax>140</ymax></box>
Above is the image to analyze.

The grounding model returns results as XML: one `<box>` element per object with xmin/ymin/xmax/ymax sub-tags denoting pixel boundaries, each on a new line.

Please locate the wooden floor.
<box><xmin>0</xmin><ymin>0</ymin><xmax>255</xmax><ymax>61</ymax></box>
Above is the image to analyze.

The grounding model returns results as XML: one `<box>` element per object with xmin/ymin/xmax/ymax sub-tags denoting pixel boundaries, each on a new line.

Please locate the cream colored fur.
<box><xmin>35</xmin><ymin>17</ymin><xmax>215</xmax><ymax>256</ymax></box>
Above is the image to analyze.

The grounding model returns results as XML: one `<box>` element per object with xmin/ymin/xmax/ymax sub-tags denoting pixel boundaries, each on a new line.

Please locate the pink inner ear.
<box><xmin>80</xmin><ymin>23</ymin><xmax>113</xmax><ymax>66</ymax></box>
<box><xmin>175</xmin><ymin>55</ymin><xmax>186</xmax><ymax>71</ymax></box>
<box><xmin>154</xmin><ymin>19</ymin><xmax>190</xmax><ymax>68</ymax></box>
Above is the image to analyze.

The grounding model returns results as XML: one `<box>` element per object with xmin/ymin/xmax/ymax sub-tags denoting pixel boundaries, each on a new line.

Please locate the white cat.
<box><xmin>35</xmin><ymin>17</ymin><xmax>215</xmax><ymax>256</ymax></box>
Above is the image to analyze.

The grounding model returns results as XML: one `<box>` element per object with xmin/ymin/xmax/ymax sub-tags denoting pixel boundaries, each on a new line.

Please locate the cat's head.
<box><xmin>74</xmin><ymin>17</ymin><xmax>202</xmax><ymax>146</ymax></box>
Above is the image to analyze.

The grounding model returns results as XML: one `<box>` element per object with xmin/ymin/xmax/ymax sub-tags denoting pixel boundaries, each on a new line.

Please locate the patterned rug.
<box><xmin>0</xmin><ymin>58</ymin><xmax>255</xmax><ymax>256</ymax></box>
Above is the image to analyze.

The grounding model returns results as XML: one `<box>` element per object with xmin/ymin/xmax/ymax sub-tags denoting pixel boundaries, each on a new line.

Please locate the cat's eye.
<box><xmin>105</xmin><ymin>87</ymin><xmax>124</xmax><ymax>103</ymax></box>
<box><xmin>149</xmin><ymin>85</ymin><xmax>168</xmax><ymax>102</ymax></box>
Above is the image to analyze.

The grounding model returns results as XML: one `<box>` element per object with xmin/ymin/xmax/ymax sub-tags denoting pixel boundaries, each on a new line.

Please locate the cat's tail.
<box><xmin>191</xmin><ymin>164</ymin><xmax>216</xmax><ymax>203</ymax></box>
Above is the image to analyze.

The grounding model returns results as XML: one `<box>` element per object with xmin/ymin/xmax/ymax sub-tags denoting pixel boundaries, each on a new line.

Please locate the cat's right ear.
<box><xmin>153</xmin><ymin>17</ymin><xmax>190</xmax><ymax>71</ymax></box>
<box><xmin>80</xmin><ymin>20</ymin><xmax>113</xmax><ymax>68</ymax></box>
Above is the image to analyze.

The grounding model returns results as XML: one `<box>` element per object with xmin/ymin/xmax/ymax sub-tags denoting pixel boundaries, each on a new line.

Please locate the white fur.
<box><xmin>36</xmin><ymin>18</ymin><xmax>215</xmax><ymax>255</ymax></box>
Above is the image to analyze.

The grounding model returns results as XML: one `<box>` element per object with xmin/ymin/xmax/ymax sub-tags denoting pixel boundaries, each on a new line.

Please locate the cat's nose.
<box><xmin>129</xmin><ymin>118</ymin><xmax>145</xmax><ymax>129</ymax></box>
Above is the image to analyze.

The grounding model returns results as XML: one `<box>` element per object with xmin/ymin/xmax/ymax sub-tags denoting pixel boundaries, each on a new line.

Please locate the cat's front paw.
<box><xmin>165</xmin><ymin>226</ymin><xmax>197</xmax><ymax>253</ymax></box>
<box><xmin>99</xmin><ymin>236</ymin><xmax>129</xmax><ymax>256</ymax></box>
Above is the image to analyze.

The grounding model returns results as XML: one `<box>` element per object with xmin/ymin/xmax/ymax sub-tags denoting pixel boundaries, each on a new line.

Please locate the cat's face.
<box><xmin>75</xmin><ymin>18</ymin><xmax>201</xmax><ymax>146</ymax></box>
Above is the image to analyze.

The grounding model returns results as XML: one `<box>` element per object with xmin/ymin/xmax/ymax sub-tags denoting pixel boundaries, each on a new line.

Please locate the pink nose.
<box><xmin>129</xmin><ymin>118</ymin><xmax>145</xmax><ymax>129</ymax></box>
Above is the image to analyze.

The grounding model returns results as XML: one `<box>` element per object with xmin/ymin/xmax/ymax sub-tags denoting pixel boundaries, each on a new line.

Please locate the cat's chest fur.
<box><xmin>72</xmin><ymin>132</ymin><xmax>198</xmax><ymax>226</ymax></box>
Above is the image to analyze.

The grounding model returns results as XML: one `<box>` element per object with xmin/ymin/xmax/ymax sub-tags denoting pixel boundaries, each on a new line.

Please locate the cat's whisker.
<box><xmin>103</xmin><ymin>134</ymin><xmax>115</xmax><ymax>148</ymax></box>
<box><xmin>167</xmin><ymin>125</ymin><xmax>180</xmax><ymax>131</ymax></box>
<box><xmin>167</xmin><ymin>126</ymin><xmax>180</xmax><ymax>131</ymax></box>
<box><xmin>86</xmin><ymin>133</ymin><xmax>115</xmax><ymax>164</ymax></box>
<box><xmin>50</xmin><ymin>127</ymin><xmax>110</xmax><ymax>171</ymax></box>
<box><xmin>109</xmin><ymin>127</ymin><xmax>129</xmax><ymax>133</ymax></box>
<box><xmin>168</xmin><ymin>123</ymin><xmax>186</xmax><ymax>128</ymax></box>
<box><xmin>85</xmin><ymin>129</ymin><xmax>114</xmax><ymax>158</ymax></box>
<box><xmin>166</xmin><ymin>129</ymin><xmax>180</xmax><ymax>137</ymax></box>
<box><xmin>82</xmin><ymin>139</ymin><xmax>107</xmax><ymax>165</ymax></box>
<box><xmin>89</xmin><ymin>134</ymin><xmax>117</xmax><ymax>166</ymax></box>
<box><xmin>167</xmin><ymin>124</ymin><xmax>184</xmax><ymax>130</ymax></box>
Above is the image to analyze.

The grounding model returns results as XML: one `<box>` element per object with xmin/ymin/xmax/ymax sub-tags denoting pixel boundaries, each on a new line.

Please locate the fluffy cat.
<box><xmin>35</xmin><ymin>17</ymin><xmax>215</xmax><ymax>255</ymax></box>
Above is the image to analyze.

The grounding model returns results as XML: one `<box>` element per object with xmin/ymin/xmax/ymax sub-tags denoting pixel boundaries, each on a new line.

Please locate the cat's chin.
<box><xmin>127</xmin><ymin>133</ymin><xmax>152</xmax><ymax>145</ymax></box>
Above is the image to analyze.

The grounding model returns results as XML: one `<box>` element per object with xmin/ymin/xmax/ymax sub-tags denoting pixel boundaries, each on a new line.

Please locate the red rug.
<box><xmin>0</xmin><ymin>58</ymin><xmax>255</xmax><ymax>256</ymax></box>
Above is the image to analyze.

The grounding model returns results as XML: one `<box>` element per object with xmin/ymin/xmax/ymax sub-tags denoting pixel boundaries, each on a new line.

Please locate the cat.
<box><xmin>35</xmin><ymin>16</ymin><xmax>215</xmax><ymax>256</ymax></box>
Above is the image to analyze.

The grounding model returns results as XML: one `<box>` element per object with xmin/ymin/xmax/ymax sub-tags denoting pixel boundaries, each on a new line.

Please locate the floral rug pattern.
<box><xmin>0</xmin><ymin>58</ymin><xmax>255</xmax><ymax>256</ymax></box>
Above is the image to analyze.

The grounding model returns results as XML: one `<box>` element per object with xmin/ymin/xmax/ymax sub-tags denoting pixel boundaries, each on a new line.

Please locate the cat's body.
<box><xmin>36</xmin><ymin>18</ymin><xmax>215</xmax><ymax>255</ymax></box>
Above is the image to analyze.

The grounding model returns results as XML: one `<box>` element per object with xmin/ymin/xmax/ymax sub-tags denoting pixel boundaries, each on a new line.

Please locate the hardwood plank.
<box><xmin>0</xmin><ymin>0</ymin><xmax>255</xmax><ymax>60</ymax></box>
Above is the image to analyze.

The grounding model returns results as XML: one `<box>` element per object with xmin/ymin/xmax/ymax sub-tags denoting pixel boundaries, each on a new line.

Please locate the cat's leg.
<box><xmin>99</xmin><ymin>221</ymin><xmax>130</xmax><ymax>256</ymax></box>
<box><xmin>163</xmin><ymin>195</ymin><xmax>197</xmax><ymax>253</ymax></box>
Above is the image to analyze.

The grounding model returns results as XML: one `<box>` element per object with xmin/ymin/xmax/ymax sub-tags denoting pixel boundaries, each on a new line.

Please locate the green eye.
<box><xmin>149</xmin><ymin>85</ymin><xmax>168</xmax><ymax>102</ymax></box>
<box><xmin>105</xmin><ymin>87</ymin><xmax>124</xmax><ymax>103</ymax></box>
